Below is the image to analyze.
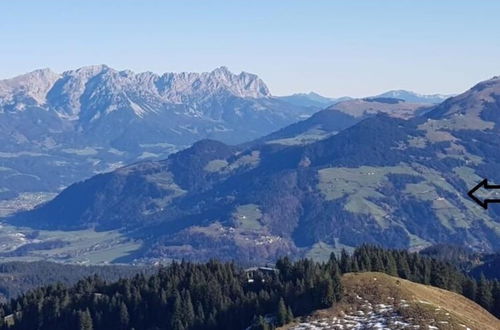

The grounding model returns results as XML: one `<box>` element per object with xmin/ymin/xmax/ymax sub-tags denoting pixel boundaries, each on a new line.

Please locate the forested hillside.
<box><xmin>0</xmin><ymin>262</ymin><xmax>149</xmax><ymax>302</ymax></box>
<box><xmin>14</xmin><ymin>76</ymin><xmax>500</xmax><ymax>263</ymax></box>
<box><xmin>1</xmin><ymin>246</ymin><xmax>498</xmax><ymax>329</ymax></box>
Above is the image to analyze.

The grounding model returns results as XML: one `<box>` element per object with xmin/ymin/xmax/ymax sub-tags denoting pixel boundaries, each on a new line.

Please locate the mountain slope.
<box><xmin>374</xmin><ymin>89</ymin><xmax>453</xmax><ymax>104</ymax></box>
<box><xmin>250</xmin><ymin>108</ymin><xmax>360</xmax><ymax>146</ymax></box>
<box><xmin>253</xmin><ymin>97</ymin><xmax>432</xmax><ymax>147</ymax></box>
<box><xmin>328</xmin><ymin>97</ymin><xmax>429</xmax><ymax>119</ymax></box>
<box><xmin>10</xmin><ymin>76</ymin><xmax>500</xmax><ymax>263</ymax></box>
<box><xmin>277</xmin><ymin>92</ymin><xmax>350</xmax><ymax>108</ymax></box>
<box><xmin>0</xmin><ymin>66</ymin><xmax>316</xmax><ymax>205</ymax></box>
<box><xmin>277</xmin><ymin>89</ymin><xmax>451</xmax><ymax>108</ymax></box>
<box><xmin>287</xmin><ymin>272</ymin><xmax>500</xmax><ymax>330</ymax></box>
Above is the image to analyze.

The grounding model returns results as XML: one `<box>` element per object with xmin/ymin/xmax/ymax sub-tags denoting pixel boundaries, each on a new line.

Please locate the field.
<box><xmin>0</xmin><ymin>222</ymin><xmax>141</xmax><ymax>264</ymax></box>
<box><xmin>318</xmin><ymin>165</ymin><xmax>416</xmax><ymax>228</ymax></box>
<box><xmin>0</xmin><ymin>192</ymin><xmax>57</xmax><ymax>218</ymax></box>
<box><xmin>232</xmin><ymin>204</ymin><xmax>264</xmax><ymax>230</ymax></box>
<box><xmin>266</xmin><ymin>128</ymin><xmax>335</xmax><ymax>146</ymax></box>
<box><xmin>317</xmin><ymin>163</ymin><xmax>500</xmax><ymax>243</ymax></box>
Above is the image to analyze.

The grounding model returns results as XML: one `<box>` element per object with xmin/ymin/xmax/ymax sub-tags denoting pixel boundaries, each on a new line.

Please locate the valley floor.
<box><xmin>0</xmin><ymin>192</ymin><xmax>56</xmax><ymax>218</ymax></box>
<box><xmin>0</xmin><ymin>222</ymin><xmax>141</xmax><ymax>264</ymax></box>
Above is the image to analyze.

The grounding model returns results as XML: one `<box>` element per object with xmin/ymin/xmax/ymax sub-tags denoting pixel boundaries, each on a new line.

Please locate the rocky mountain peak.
<box><xmin>70</xmin><ymin>64</ymin><xmax>111</xmax><ymax>76</ymax></box>
<box><xmin>0</xmin><ymin>65</ymin><xmax>273</xmax><ymax>119</ymax></box>
<box><xmin>210</xmin><ymin>66</ymin><xmax>232</xmax><ymax>76</ymax></box>
<box><xmin>0</xmin><ymin>68</ymin><xmax>61</xmax><ymax>106</ymax></box>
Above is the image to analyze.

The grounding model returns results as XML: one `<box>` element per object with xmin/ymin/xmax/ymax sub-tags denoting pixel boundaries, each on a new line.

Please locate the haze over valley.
<box><xmin>1</xmin><ymin>1</ymin><xmax>500</xmax><ymax>329</ymax></box>
<box><xmin>0</xmin><ymin>66</ymin><xmax>499</xmax><ymax>267</ymax></box>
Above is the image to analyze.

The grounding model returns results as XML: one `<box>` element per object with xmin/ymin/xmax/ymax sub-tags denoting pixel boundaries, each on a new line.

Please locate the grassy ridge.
<box><xmin>284</xmin><ymin>272</ymin><xmax>500</xmax><ymax>330</ymax></box>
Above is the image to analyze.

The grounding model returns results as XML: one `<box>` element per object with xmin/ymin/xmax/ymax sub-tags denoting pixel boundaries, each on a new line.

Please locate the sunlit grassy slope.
<box><xmin>283</xmin><ymin>272</ymin><xmax>500</xmax><ymax>330</ymax></box>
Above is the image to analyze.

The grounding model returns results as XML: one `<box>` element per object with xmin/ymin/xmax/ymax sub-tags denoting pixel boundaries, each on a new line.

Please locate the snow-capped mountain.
<box><xmin>374</xmin><ymin>90</ymin><xmax>453</xmax><ymax>104</ymax></box>
<box><xmin>278</xmin><ymin>90</ymin><xmax>452</xmax><ymax>108</ymax></box>
<box><xmin>0</xmin><ymin>65</ymin><xmax>313</xmax><ymax>204</ymax></box>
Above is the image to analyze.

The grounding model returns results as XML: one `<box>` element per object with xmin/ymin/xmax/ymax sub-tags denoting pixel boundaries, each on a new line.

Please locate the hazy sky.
<box><xmin>1</xmin><ymin>0</ymin><xmax>500</xmax><ymax>97</ymax></box>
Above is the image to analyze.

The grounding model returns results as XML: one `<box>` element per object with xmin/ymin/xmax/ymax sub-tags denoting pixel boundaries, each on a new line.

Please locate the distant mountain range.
<box><xmin>12</xmin><ymin>75</ymin><xmax>500</xmax><ymax>263</ymax></box>
<box><xmin>0</xmin><ymin>66</ymin><xmax>448</xmax><ymax>206</ymax></box>
<box><xmin>278</xmin><ymin>90</ymin><xmax>453</xmax><ymax>109</ymax></box>
<box><xmin>327</xmin><ymin>97</ymin><xmax>431</xmax><ymax>119</ymax></box>
<box><xmin>0</xmin><ymin>66</ymin><xmax>319</xmax><ymax>203</ymax></box>
<box><xmin>277</xmin><ymin>92</ymin><xmax>351</xmax><ymax>108</ymax></box>
<box><xmin>375</xmin><ymin>90</ymin><xmax>453</xmax><ymax>104</ymax></box>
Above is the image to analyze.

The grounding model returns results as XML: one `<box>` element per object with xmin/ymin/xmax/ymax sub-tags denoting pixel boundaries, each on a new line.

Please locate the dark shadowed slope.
<box><xmin>0</xmin><ymin>66</ymin><xmax>316</xmax><ymax>203</ymax></box>
<box><xmin>10</xmin><ymin>76</ymin><xmax>500</xmax><ymax>263</ymax></box>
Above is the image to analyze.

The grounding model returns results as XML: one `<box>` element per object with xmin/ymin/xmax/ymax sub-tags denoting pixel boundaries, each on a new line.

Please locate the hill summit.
<box><xmin>289</xmin><ymin>272</ymin><xmax>500</xmax><ymax>330</ymax></box>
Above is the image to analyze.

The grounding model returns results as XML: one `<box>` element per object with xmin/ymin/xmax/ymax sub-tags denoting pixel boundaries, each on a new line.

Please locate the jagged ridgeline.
<box><xmin>0</xmin><ymin>66</ymin><xmax>320</xmax><ymax>202</ymax></box>
<box><xmin>0</xmin><ymin>66</ymin><xmax>442</xmax><ymax>207</ymax></box>
<box><xmin>0</xmin><ymin>246</ymin><xmax>498</xmax><ymax>329</ymax></box>
<box><xmin>11</xmin><ymin>76</ymin><xmax>500</xmax><ymax>263</ymax></box>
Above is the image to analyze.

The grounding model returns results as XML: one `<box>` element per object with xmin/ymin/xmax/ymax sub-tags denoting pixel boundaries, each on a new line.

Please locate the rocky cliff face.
<box><xmin>0</xmin><ymin>66</ymin><xmax>311</xmax><ymax>202</ymax></box>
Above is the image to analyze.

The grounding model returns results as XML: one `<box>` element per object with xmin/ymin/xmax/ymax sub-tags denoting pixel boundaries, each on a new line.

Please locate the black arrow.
<box><xmin>468</xmin><ymin>179</ymin><xmax>500</xmax><ymax>209</ymax></box>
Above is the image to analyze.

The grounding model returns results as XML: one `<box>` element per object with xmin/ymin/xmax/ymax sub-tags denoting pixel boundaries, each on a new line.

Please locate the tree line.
<box><xmin>0</xmin><ymin>245</ymin><xmax>498</xmax><ymax>329</ymax></box>
<box><xmin>0</xmin><ymin>258</ymin><xmax>341</xmax><ymax>330</ymax></box>
<box><xmin>0</xmin><ymin>261</ymin><xmax>150</xmax><ymax>302</ymax></box>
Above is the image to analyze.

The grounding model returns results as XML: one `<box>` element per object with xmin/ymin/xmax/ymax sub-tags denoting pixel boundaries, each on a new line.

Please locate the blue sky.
<box><xmin>1</xmin><ymin>0</ymin><xmax>500</xmax><ymax>97</ymax></box>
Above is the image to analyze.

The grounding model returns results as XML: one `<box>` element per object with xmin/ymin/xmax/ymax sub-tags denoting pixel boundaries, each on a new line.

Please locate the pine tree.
<box><xmin>492</xmin><ymin>281</ymin><xmax>500</xmax><ymax>318</ymax></box>
<box><xmin>172</xmin><ymin>319</ymin><xmax>185</xmax><ymax>330</ymax></box>
<box><xmin>462</xmin><ymin>277</ymin><xmax>477</xmax><ymax>301</ymax></box>
<box><xmin>182</xmin><ymin>290</ymin><xmax>195</xmax><ymax>327</ymax></box>
<box><xmin>171</xmin><ymin>291</ymin><xmax>184</xmax><ymax>330</ymax></box>
<box><xmin>206</xmin><ymin>309</ymin><xmax>217</xmax><ymax>328</ymax></box>
<box><xmin>371</xmin><ymin>253</ymin><xmax>384</xmax><ymax>272</ymax></box>
<box><xmin>358</xmin><ymin>248</ymin><xmax>372</xmax><ymax>271</ymax></box>
<box><xmin>118</xmin><ymin>302</ymin><xmax>129</xmax><ymax>330</ymax></box>
<box><xmin>327</xmin><ymin>252</ymin><xmax>340</xmax><ymax>276</ymax></box>
<box><xmin>383</xmin><ymin>254</ymin><xmax>398</xmax><ymax>276</ymax></box>
<box><xmin>430</xmin><ymin>261</ymin><xmax>447</xmax><ymax>288</ymax></box>
<box><xmin>252</xmin><ymin>315</ymin><xmax>270</xmax><ymax>330</ymax></box>
<box><xmin>396</xmin><ymin>254</ymin><xmax>411</xmax><ymax>279</ymax></box>
<box><xmin>277</xmin><ymin>298</ymin><xmax>288</xmax><ymax>326</ymax></box>
<box><xmin>78</xmin><ymin>308</ymin><xmax>93</xmax><ymax>330</ymax></box>
<box><xmin>319</xmin><ymin>278</ymin><xmax>335</xmax><ymax>308</ymax></box>
<box><xmin>340</xmin><ymin>249</ymin><xmax>351</xmax><ymax>273</ymax></box>
<box><xmin>286</xmin><ymin>306</ymin><xmax>294</xmax><ymax>323</ymax></box>
<box><xmin>332</xmin><ymin>270</ymin><xmax>343</xmax><ymax>302</ymax></box>
<box><xmin>477</xmin><ymin>274</ymin><xmax>493</xmax><ymax>311</ymax></box>
<box><xmin>421</xmin><ymin>259</ymin><xmax>432</xmax><ymax>284</ymax></box>
<box><xmin>350</xmin><ymin>257</ymin><xmax>360</xmax><ymax>272</ymax></box>
<box><xmin>276</xmin><ymin>257</ymin><xmax>292</xmax><ymax>280</ymax></box>
<box><xmin>328</xmin><ymin>252</ymin><xmax>338</xmax><ymax>265</ymax></box>
<box><xmin>195</xmin><ymin>302</ymin><xmax>205</xmax><ymax>324</ymax></box>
